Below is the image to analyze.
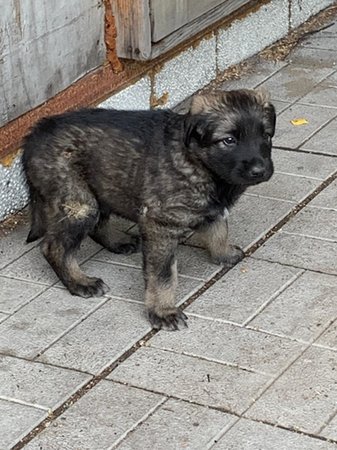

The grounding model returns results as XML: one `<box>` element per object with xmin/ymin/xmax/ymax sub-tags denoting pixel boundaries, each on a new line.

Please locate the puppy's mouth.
<box><xmin>233</xmin><ymin>169</ymin><xmax>274</xmax><ymax>186</ymax></box>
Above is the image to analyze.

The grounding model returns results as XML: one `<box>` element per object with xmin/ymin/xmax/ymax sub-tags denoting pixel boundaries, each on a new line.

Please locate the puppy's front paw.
<box><xmin>212</xmin><ymin>245</ymin><xmax>244</xmax><ymax>266</ymax></box>
<box><xmin>68</xmin><ymin>277</ymin><xmax>109</xmax><ymax>298</ymax></box>
<box><xmin>148</xmin><ymin>307</ymin><xmax>188</xmax><ymax>331</ymax></box>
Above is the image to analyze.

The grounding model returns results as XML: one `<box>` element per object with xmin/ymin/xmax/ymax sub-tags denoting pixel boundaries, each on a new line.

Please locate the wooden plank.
<box><xmin>151</xmin><ymin>0</ymin><xmax>225</xmax><ymax>43</ymax></box>
<box><xmin>112</xmin><ymin>0</ymin><xmax>151</xmax><ymax>60</ymax></box>
<box><xmin>150</xmin><ymin>0</ymin><xmax>251</xmax><ymax>59</ymax></box>
<box><xmin>0</xmin><ymin>0</ymin><xmax>105</xmax><ymax>128</ymax></box>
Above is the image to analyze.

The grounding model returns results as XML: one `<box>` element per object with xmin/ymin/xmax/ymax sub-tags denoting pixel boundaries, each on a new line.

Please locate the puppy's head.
<box><xmin>184</xmin><ymin>88</ymin><xmax>275</xmax><ymax>185</ymax></box>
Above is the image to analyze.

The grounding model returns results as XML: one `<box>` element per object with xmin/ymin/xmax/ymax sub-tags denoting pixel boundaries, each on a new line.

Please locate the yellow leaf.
<box><xmin>291</xmin><ymin>118</ymin><xmax>309</xmax><ymax>126</ymax></box>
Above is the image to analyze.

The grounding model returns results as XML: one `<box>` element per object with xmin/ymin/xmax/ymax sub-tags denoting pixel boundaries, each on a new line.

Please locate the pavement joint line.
<box><xmin>107</xmin><ymin>397</ymin><xmax>169</xmax><ymax>450</ymax></box>
<box><xmin>186</xmin><ymin>311</ymin><xmax>243</xmax><ymax>327</ymax></box>
<box><xmin>280</xmin><ymin>230</ymin><xmax>337</xmax><ymax>243</ymax></box>
<box><xmin>274</xmin><ymin>170</ymin><xmax>325</xmax><ymax>181</ymax></box>
<box><xmin>274</xmin><ymin>145</ymin><xmax>337</xmax><ymax>157</ymax></box>
<box><xmin>205</xmin><ymin>416</ymin><xmax>241</xmax><ymax>450</ymax></box>
<box><xmin>0</xmin><ymin>396</ymin><xmax>49</xmax><ymax>412</ymax></box>
<box><xmin>252</xmin><ymin>61</ymin><xmax>291</xmax><ymax>89</ymax></box>
<box><xmin>241</xmin><ymin>270</ymin><xmax>305</xmax><ymax>327</ymax></box>
<box><xmin>296</xmin><ymin>111</ymin><xmax>337</xmax><ymax>149</ymax></box>
<box><xmin>243</xmin><ymin>324</ymin><xmax>311</xmax><ymax>345</ymax></box>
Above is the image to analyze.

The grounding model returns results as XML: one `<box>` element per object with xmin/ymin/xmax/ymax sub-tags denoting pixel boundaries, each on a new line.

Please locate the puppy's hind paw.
<box><xmin>68</xmin><ymin>277</ymin><xmax>109</xmax><ymax>298</ymax></box>
<box><xmin>148</xmin><ymin>307</ymin><xmax>188</xmax><ymax>331</ymax></box>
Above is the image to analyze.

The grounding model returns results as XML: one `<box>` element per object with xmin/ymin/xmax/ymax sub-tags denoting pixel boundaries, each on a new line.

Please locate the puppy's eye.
<box><xmin>222</xmin><ymin>136</ymin><xmax>237</xmax><ymax>146</ymax></box>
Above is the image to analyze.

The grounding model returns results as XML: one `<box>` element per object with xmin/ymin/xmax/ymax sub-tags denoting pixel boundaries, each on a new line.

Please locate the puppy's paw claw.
<box><xmin>148</xmin><ymin>308</ymin><xmax>188</xmax><ymax>331</ymax></box>
<box><xmin>212</xmin><ymin>245</ymin><xmax>244</xmax><ymax>267</ymax></box>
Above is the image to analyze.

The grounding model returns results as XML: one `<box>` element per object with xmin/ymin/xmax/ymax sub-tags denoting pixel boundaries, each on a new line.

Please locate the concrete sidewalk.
<box><xmin>2</xmin><ymin>20</ymin><xmax>337</xmax><ymax>450</ymax></box>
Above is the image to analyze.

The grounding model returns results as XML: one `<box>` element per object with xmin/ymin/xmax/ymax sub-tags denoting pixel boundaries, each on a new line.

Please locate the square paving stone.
<box><xmin>253</xmin><ymin>232</ymin><xmax>337</xmax><ymax>274</ymax></box>
<box><xmin>0</xmin><ymin>276</ymin><xmax>46</xmax><ymax>314</ymax></box>
<box><xmin>257</xmin><ymin>65</ymin><xmax>334</xmax><ymax>103</ymax></box>
<box><xmin>214</xmin><ymin>418</ymin><xmax>337</xmax><ymax>449</ymax></box>
<box><xmin>286</xmin><ymin>46</ymin><xmax>337</xmax><ymax>69</ymax></box>
<box><xmin>302</xmin><ymin>117</ymin><xmax>337</xmax><ymax>155</ymax></box>
<box><xmin>247</xmin><ymin>173</ymin><xmax>320</xmax><ymax>202</ymax></box>
<box><xmin>0</xmin><ymin>399</ymin><xmax>46</xmax><ymax>450</ymax></box>
<box><xmin>249</xmin><ymin>271</ymin><xmax>337</xmax><ymax>341</ymax></box>
<box><xmin>149</xmin><ymin>316</ymin><xmax>305</xmax><ymax>375</ymax></box>
<box><xmin>0</xmin><ymin>224</ymin><xmax>35</xmax><ymax>270</ymax></box>
<box><xmin>24</xmin><ymin>380</ymin><xmax>164</xmax><ymax>450</ymax></box>
<box><xmin>310</xmin><ymin>180</ymin><xmax>337</xmax><ymax>209</ymax></box>
<box><xmin>38</xmin><ymin>298</ymin><xmax>151</xmax><ymax>374</ymax></box>
<box><xmin>108</xmin><ymin>347</ymin><xmax>270</xmax><ymax>414</ymax></box>
<box><xmin>246</xmin><ymin>347</ymin><xmax>337</xmax><ymax>434</ymax></box>
<box><xmin>299</xmin><ymin>71</ymin><xmax>337</xmax><ymax>108</ymax></box>
<box><xmin>272</xmin><ymin>149</ymin><xmax>337</xmax><ymax>180</ymax></box>
<box><xmin>0</xmin><ymin>355</ymin><xmax>91</xmax><ymax>410</ymax></box>
<box><xmin>78</xmin><ymin>260</ymin><xmax>202</xmax><ymax>303</ymax></box>
<box><xmin>281</xmin><ymin>206</ymin><xmax>337</xmax><ymax>241</ymax></box>
<box><xmin>272</xmin><ymin>104</ymin><xmax>337</xmax><ymax>149</ymax></box>
<box><xmin>93</xmin><ymin>244</ymin><xmax>220</xmax><ymax>281</ymax></box>
<box><xmin>186</xmin><ymin>258</ymin><xmax>301</xmax><ymax>324</ymax></box>
<box><xmin>117</xmin><ymin>398</ymin><xmax>236</xmax><ymax>450</ymax></box>
<box><xmin>301</xmin><ymin>34</ymin><xmax>337</xmax><ymax>51</ymax></box>
<box><xmin>0</xmin><ymin>287</ymin><xmax>103</xmax><ymax>359</ymax></box>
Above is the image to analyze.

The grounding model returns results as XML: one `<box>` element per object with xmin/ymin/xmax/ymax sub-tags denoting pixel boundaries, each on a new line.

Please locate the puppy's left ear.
<box><xmin>254</xmin><ymin>87</ymin><xmax>276</xmax><ymax>137</ymax></box>
<box><xmin>184</xmin><ymin>115</ymin><xmax>210</xmax><ymax>147</ymax></box>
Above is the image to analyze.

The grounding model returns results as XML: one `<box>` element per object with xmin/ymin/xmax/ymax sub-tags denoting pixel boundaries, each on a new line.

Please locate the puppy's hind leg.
<box><xmin>42</xmin><ymin>196</ymin><xmax>109</xmax><ymax>297</ymax></box>
<box><xmin>27</xmin><ymin>187</ymin><xmax>46</xmax><ymax>243</ymax></box>
<box><xmin>197</xmin><ymin>215</ymin><xmax>244</xmax><ymax>266</ymax></box>
<box><xmin>90</xmin><ymin>215</ymin><xmax>140</xmax><ymax>255</ymax></box>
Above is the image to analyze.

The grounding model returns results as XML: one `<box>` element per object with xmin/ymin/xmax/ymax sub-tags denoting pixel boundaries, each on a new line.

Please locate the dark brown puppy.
<box><xmin>22</xmin><ymin>89</ymin><xmax>276</xmax><ymax>330</ymax></box>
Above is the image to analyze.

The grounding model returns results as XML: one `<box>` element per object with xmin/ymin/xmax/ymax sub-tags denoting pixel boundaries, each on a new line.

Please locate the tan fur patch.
<box><xmin>63</xmin><ymin>202</ymin><xmax>91</xmax><ymax>220</ymax></box>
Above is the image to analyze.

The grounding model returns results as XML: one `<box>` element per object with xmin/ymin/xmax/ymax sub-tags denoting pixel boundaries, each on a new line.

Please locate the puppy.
<box><xmin>22</xmin><ymin>89</ymin><xmax>276</xmax><ymax>330</ymax></box>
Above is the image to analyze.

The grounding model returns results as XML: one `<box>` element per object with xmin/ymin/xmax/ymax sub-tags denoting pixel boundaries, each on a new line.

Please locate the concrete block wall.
<box><xmin>0</xmin><ymin>0</ymin><xmax>335</xmax><ymax>221</ymax></box>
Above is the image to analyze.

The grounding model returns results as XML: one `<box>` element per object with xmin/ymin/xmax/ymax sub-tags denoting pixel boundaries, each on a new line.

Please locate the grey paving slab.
<box><xmin>24</xmin><ymin>380</ymin><xmax>164</xmax><ymax>450</ymax></box>
<box><xmin>0</xmin><ymin>224</ymin><xmax>35</xmax><ymax>270</ymax></box>
<box><xmin>0</xmin><ymin>354</ymin><xmax>91</xmax><ymax>410</ymax></box>
<box><xmin>281</xmin><ymin>206</ymin><xmax>337</xmax><ymax>241</ymax></box>
<box><xmin>214</xmin><ymin>418</ymin><xmax>337</xmax><ymax>450</ymax></box>
<box><xmin>221</xmin><ymin>60</ymin><xmax>288</xmax><ymax>90</ymax></box>
<box><xmin>93</xmin><ymin>244</ymin><xmax>220</xmax><ymax>281</ymax></box>
<box><xmin>186</xmin><ymin>258</ymin><xmax>301</xmax><ymax>324</ymax></box>
<box><xmin>0</xmin><ymin>287</ymin><xmax>103</xmax><ymax>359</ymax></box>
<box><xmin>108</xmin><ymin>347</ymin><xmax>270</xmax><ymax>414</ymax></box>
<box><xmin>117</xmin><ymin>398</ymin><xmax>236</xmax><ymax>450</ymax></box>
<box><xmin>273</xmin><ymin>103</ymin><xmax>337</xmax><ymax>149</ymax></box>
<box><xmin>301</xmin><ymin>34</ymin><xmax>337</xmax><ymax>51</ymax></box>
<box><xmin>302</xmin><ymin>117</ymin><xmax>337</xmax><ymax>155</ymax></box>
<box><xmin>310</xmin><ymin>180</ymin><xmax>337</xmax><ymax>209</ymax></box>
<box><xmin>149</xmin><ymin>316</ymin><xmax>305</xmax><ymax>375</ymax></box>
<box><xmin>249</xmin><ymin>271</ymin><xmax>337</xmax><ymax>341</ymax></box>
<box><xmin>253</xmin><ymin>232</ymin><xmax>337</xmax><ymax>274</ymax></box>
<box><xmin>0</xmin><ymin>238</ymin><xmax>102</xmax><ymax>286</ymax></box>
<box><xmin>287</xmin><ymin>46</ymin><xmax>337</xmax><ymax>69</ymax></box>
<box><xmin>246</xmin><ymin>346</ymin><xmax>337</xmax><ymax>434</ymax></box>
<box><xmin>272</xmin><ymin>148</ymin><xmax>337</xmax><ymax>180</ymax></box>
<box><xmin>320</xmin><ymin>413</ymin><xmax>337</xmax><ymax>441</ymax></box>
<box><xmin>0</xmin><ymin>312</ymin><xmax>8</xmax><ymax>324</ymax></box>
<box><xmin>257</xmin><ymin>64</ymin><xmax>334</xmax><ymax>103</ymax></box>
<box><xmin>38</xmin><ymin>298</ymin><xmax>151</xmax><ymax>374</ymax></box>
<box><xmin>247</xmin><ymin>172</ymin><xmax>320</xmax><ymax>202</ymax></box>
<box><xmin>188</xmin><ymin>195</ymin><xmax>294</xmax><ymax>251</ymax></box>
<box><xmin>0</xmin><ymin>399</ymin><xmax>46</xmax><ymax>450</ymax></box>
<box><xmin>78</xmin><ymin>260</ymin><xmax>202</xmax><ymax>303</ymax></box>
<box><xmin>299</xmin><ymin>71</ymin><xmax>337</xmax><ymax>108</ymax></box>
<box><xmin>0</xmin><ymin>276</ymin><xmax>46</xmax><ymax>314</ymax></box>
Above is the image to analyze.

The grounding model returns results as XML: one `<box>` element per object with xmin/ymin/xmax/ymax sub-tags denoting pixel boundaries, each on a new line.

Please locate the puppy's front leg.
<box><xmin>198</xmin><ymin>215</ymin><xmax>244</xmax><ymax>266</ymax></box>
<box><xmin>141</xmin><ymin>220</ymin><xmax>187</xmax><ymax>331</ymax></box>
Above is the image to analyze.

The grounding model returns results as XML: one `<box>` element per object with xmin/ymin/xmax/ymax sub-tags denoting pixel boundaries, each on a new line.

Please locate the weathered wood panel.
<box><xmin>0</xmin><ymin>0</ymin><xmax>105</xmax><ymax>127</ymax></box>
<box><xmin>112</xmin><ymin>0</ymin><xmax>151</xmax><ymax>60</ymax></box>
<box><xmin>150</xmin><ymin>0</ymin><xmax>251</xmax><ymax>58</ymax></box>
<box><xmin>151</xmin><ymin>0</ymin><xmax>225</xmax><ymax>42</ymax></box>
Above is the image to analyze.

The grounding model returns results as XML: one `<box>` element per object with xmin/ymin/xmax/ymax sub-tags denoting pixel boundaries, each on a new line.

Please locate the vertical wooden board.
<box><xmin>150</xmin><ymin>0</ymin><xmax>226</xmax><ymax>42</ymax></box>
<box><xmin>0</xmin><ymin>0</ymin><xmax>105</xmax><ymax>127</ymax></box>
<box><xmin>113</xmin><ymin>0</ymin><xmax>151</xmax><ymax>60</ymax></box>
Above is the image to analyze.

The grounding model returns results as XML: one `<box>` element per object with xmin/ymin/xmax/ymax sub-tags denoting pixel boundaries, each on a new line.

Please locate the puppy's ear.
<box><xmin>184</xmin><ymin>115</ymin><xmax>211</xmax><ymax>147</ymax></box>
<box><xmin>189</xmin><ymin>93</ymin><xmax>222</xmax><ymax>115</ymax></box>
<box><xmin>253</xmin><ymin>87</ymin><xmax>276</xmax><ymax>137</ymax></box>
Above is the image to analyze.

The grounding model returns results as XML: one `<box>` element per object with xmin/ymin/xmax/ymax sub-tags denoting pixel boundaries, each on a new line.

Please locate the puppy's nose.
<box><xmin>248</xmin><ymin>165</ymin><xmax>265</xmax><ymax>179</ymax></box>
